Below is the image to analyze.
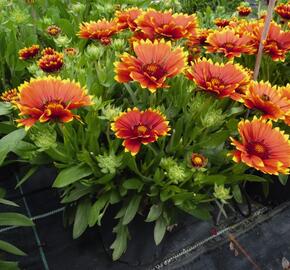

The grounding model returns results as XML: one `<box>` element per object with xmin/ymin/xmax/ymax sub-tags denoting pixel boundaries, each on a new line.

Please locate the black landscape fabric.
<box><xmin>1</xmin><ymin>165</ymin><xmax>290</xmax><ymax>270</ymax></box>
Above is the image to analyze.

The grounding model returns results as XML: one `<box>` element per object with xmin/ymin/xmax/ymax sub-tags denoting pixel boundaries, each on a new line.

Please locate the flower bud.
<box><xmin>29</xmin><ymin>124</ymin><xmax>57</xmax><ymax>150</ymax></box>
<box><xmin>213</xmin><ymin>184</ymin><xmax>232</xmax><ymax>204</ymax></box>
<box><xmin>96</xmin><ymin>153</ymin><xmax>122</xmax><ymax>174</ymax></box>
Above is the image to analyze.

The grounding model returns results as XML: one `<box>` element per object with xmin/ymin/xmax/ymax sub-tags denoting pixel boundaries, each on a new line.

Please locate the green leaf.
<box><xmin>197</xmin><ymin>175</ymin><xmax>227</xmax><ymax>185</ymax></box>
<box><xmin>73</xmin><ymin>199</ymin><xmax>91</xmax><ymax>239</ymax></box>
<box><xmin>61</xmin><ymin>184</ymin><xmax>93</xmax><ymax>204</ymax></box>
<box><xmin>0</xmin><ymin>129</ymin><xmax>26</xmax><ymax>165</ymax></box>
<box><xmin>53</xmin><ymin>164</ymin><xmax>92</xmax><ymax>188</ymax></box>
<box><xmin>180</xmin><ymin>206</ymin><xmax>211</xmax><ymax>220</ymax></box>
<box><xmin>0</xmin><ymin>198</ymin><xmax>19</xmax><ymax>207</ymax></box>
<box><xmin>278</xmin><ymin>174</ymin><xmax>288</xmax><ymax>186</ymax></box>
<box><xmin>15</xmin><ymin>167</ymin><xmax>38</xmax><ymax>188</ymax></box>
<box><xmin>230</xmin><ymin>174</ymin><xmax>267</xmax><ymax>183</ymax></box>
<box><xmin>122</xmin><ymin>178</ymin><xmax>143</xmax><ymax>190</ymax></box>
<box><xmin>0</xmin><ymin>213</ymin><xmax>34</xmax><ymax>226</ymax></box>
<box><xmin>232</xmin><ymin>185</ymin><xmax>243</xmax><ymax>204</ymax></box>
<box><xmin>154</xmin><ymin>216</ymin><xmax>167</xmax><ymax>245</ymax></box>
<box><xmin>0</xmin><ymin>122</ymin><xmax>16</xmax><ymax>134</ymax></box>
<box><xmin>0</xmin><ymin>240</ymin><xmax>26</xmax><ymax>256</ymax></box>
<box><xmin>110</xmin><ymin>223</ymin><xmax>129</xmax><ymax>261</ymax></box>
<box><xmin>145</xmin><ymin>204</ymin><xmax>163</xmax><ymax>222</ymax></box>
<box><xmin>88</xmin><ymin>193</ymin><xmax>109</xmax><ymax>227</ymax></box>
<box><xmin>122</xmin><ymin>195</ymin><xmax>142</xmax><ymax>225</ymax></box>
<box><xmin>0</xmin><ymin>260</ymin><xmax>19</xmax><ymax>270</ymax></box>
<box><xmin>0</xmin><ymin>102</ymin><xmax>12</xmax><ymax>116</ymax></box>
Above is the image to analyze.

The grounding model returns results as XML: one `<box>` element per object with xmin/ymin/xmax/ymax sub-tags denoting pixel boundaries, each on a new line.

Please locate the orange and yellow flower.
<box><xmin>187</xmin><ymin>28</ymin><xmax>213</xmax><ymax>47</ymax></box>
<box><xmin>191</xmin><ymin>153</ymin><xmax>208</xmax><ymax>168</ymax></box>
<box><xmin>115</xmin><ymin>7</ymin><xmax>142</xmax><ymax>31</ymax></box>
<box><xmin>114</xmin><ymin>39</ymin><xmax>187</xmax><ymax>93</ymax></box>
<box><xmin>111</xmin><ymin>108</ymin><xmax>170</xmax><ymax>155</ymax></box>
<box><xmin>18</xmin><ymin>45</ymin><xmax>40</xmax><ymax>60</ymax></box>
<box><xmin>16</xmin><ymin>76</ymin><xmax>92</xmax><ymax>128</ymax></box>
<box><xmin>275</xmin><ymin>2</ymin><xmax>290</xmax><ymax>21</ymax></box>
<box><xmin>279</xmin><ymin>84</ymin><xmax>290</xmax><ymax>125</ymax></box>
<box><xmin>214</xmin><ymin>18</ymin><xmax>230</xmax><ymax>28</ymax></box>
<box><xmin>38</xmin><ymin>52</ymin><xmax>64</xmax><ymax>73</ymax></box>
<box><xmin>41</xmin><ymin>47</ymin><xmax>57</xmax><ymax>56</ymax></box>
<box><xmin>186</xmin><ymin>58</ymin><xmax>250</xmax><ymax>98</ymax></box>
<box><xmin>230</xmin><ymin>117</ymin><xmax>290</xmax><ymax>175</ymax></box>
<box><xmin>136</xmin><ymin>9</ymin><xmax>198</xmax><ymax>40</ymax></box>
<box><xmin>237</xmin><ymin>6</ymin><xmax>252</xmax><ymax>17</ymax></box>
<box><xmin>47</xmin><ymin>25</ymin><xmax>61</xmax><ymax>36</ymax></box>
<box><xmin>262</xmin><ymin>22</ymin><xmax>290</xmax><ymax>61</ymax></box>
<box><xmin>64</xmin><ymin>47</ymin><xmax>78</xmax><ymax>56</ymax></box>
<box><xmin>0</xmin><ymin>88</ymin><xmax>19</xmax><ymax>103</ymax></box>
<box><xmin>242</xmin><ymin>81</ymin><xmax>289</xmax><ymax>121</ymax></box>
<box><xmin>206</xmin><ymin>29</ymin><xmax>255</xmax><ymax>59</ymax></box>
<box><xmin>78</xmin><ymin>19</ymin><xmax>119</xmax><ymax>45</ymax></box>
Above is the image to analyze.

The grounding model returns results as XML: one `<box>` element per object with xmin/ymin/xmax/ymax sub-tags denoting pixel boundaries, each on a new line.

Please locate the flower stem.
<box><xmin>124</xmin><ymin>83</ymin><xmax>138</xmax><ymax>106</ymax></box>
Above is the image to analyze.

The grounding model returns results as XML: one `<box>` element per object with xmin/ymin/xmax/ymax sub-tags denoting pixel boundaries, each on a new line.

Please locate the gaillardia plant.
<box><xmin>1</xmin><ymin>2</ymin><xmax>290</xmax><ymax>262</ymax></box>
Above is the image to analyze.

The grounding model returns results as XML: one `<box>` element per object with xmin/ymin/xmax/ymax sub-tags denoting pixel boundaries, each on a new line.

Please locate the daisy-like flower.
<box><xmin>114</xmin><ymin>39</ymin><xmax>187</xmax><ymax>93</ymax></box>
<box><xmin>111</xmin><ymin>108</ymin><xmax>170</xmax><ymax>155</ymax></box>
<box><xmin>77</xmin><ymin>19</ymin><xmax>119</xmax><ymax>45</ymax></box>
<box><xmin>38</xmin><ymin>52</ymin><xmax>64</xmax><ymax>73</ymax></box>
<box><xmin>242</xmin><ymin>81</ymin><xmax>289</xmax><ymax>121</ymax></box>
<box><xmin>279</xmin><ymin>84</ymin><xmax>290</xmax><ymax>125</ymax></box>
<box><xmin>186</xmin><ymin>58</ymin><xmax>250</xmax><ymax>98</ymax></box>
<box><xmin>0</xmin><ymin>88</ymin><xmax>19</xmax><ymax>103</ymax></box>
<box><xmin>115</xmin><ymin>7</ymin><xmax>142</xmax><ymax>31</ymax></box>
<box><xmin>47</xmin><ymin>25</ymin><xmax>61</xmax><ymax>36</ymax></box>
<box><xmin>275</xmin><ymin>2</ymin><xmax>290</xmax><ymax>21</ymax></box>
<box><xmin>191</xmin><ymin>153</ymin><xmax>208</xmax><ymax>168</ymax></box>
<box><xmin>64</xmin><ymin>47</ymin><xmax>78</xmax><ymax>56</ymax></box>
<box><xmin>136</xmin><ymin>9</ymin><xmax>198</xmax><ymax>40</ymax></box>
<box><xmin>187</xmin><ymin>28</ymin><xmax>213</xmax><ymax>47</ymax></box>
<box><xmin>237</xmin><ymin>6</ymin><xmax>252</xmax><ymax>17</ymax></box>
<box><xmin>214</xmin><ymin>18</ymin><xmax>230</xmax><ymax>28</ymax></box>
<box><xmin>16</xmin><ymin>76</ymin><xmax>92</xmax><ymax>128</ymax></box>
<box><xmin>18</xmin><ymin>44</ymin><xmax>40</xmax><ymax>60</ymax></box>
<box><xmin>263</xmin><ymin>22</ymin><xmax>290</xmax><ymax>61</ymax></box>
<box><xmin>41</xmin><ymin>47</ymin><xmax>57</xmax><ymax>56</ymax></box>
<box><xmin>230</xmin><ymin>117</ymin><xmax>290</xmax><ymax>175</ymax></box>
<box><xmin>206</xmin><ymin>29</ymin><xmax>255</xmax><ymax>59</ymax></box>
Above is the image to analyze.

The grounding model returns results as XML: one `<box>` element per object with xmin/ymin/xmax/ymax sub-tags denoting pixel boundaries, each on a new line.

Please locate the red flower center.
<box><xmin>247</xmin><ymin>142</ymin><xmax>268</xmax><ymax>158</ymax></box>
<box><xmin>261</xmin><ymin>94</ymin><xmax>270</xmax><ymax>101</ymax></box>
<box><xmin>224</xmin><ymin>43</ymin><xmax>234</xmax><ymax>50</ymax></box>
<box><xmin>143</xmin><ymin>63</ymin><xmax>165</xmax><ymax>79</ymax></box>
<box><xmin>266</xmin><ymin>40</ymin><xmax>279</xmax><ymax>50</ymax></box>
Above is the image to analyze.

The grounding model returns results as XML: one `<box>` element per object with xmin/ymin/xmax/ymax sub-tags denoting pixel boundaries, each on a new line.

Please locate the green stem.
<box><xmin>124</xmin><ymin>83</ymin><xmax>138</xmax><ymax>106</ymax></box>
<box><xmin>146</xmin><ymin>143</ymin><xmax>158</xmax><ymax>156</ymax></box>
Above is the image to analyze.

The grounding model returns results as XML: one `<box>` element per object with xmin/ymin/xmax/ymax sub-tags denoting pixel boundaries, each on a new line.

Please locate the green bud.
<box><xmin>213</xmin><ymin>184</ymin><xmax>232</xmax><ymax>204</ymax></box>
<box><xmin>54</xmin><ymin>35</ymin><xmax>71</xmax><ymax>47</ymax></box>
<box><xmin>86</xmin><ymin>44</ymin><xmax>105</xmax><ymax>60</ymax></box>
<box><xmin>96</xmin><ymin>153</ymin><xmax>122</xmax><ymax>174</ymax></box>
<box><xmin>111</xmin><ymin>39</ymin><xmax>126</xmax><ymax>52</ymax></box>
<box><xmin>28</xmin><ymin>124</ymin><xmax>57</xmax><ymax>150</ymax></box>
<box><xmin>160</xmin><ymin>157</ymin><xmax>176</xmax><ymax>170</ymax></box>
<box><xmin>100</xmin><ymin>104</ymin><xmax>122</xmax><ymax>121</ymax></box>
<box><xmin>160</xmin><ymin>157</ymin><xmax>187</xmax><ymax>183</ymax></box>
<box><xmin>164</xmin><ymin>0</ymin><xmax>182</xmax><ymax>11</ymax></box>
<box><xmin>70</xmin><ymin>2</ymin><xmax>86</xmax><ymax>13</ymax></box>
<box><xmin>167</xmin><ymin>165</ymin><xmax>186</xmax><ymax>183</ymax></box>
<box><xmin>201</xmin><ymin>108</ymin><xmax>224</xmax><ymax>128</ymax></box>
<box><xmin>10</xmin><ymin>8</ymin><xmax>29</xmax><ymax>24</ymax></box>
